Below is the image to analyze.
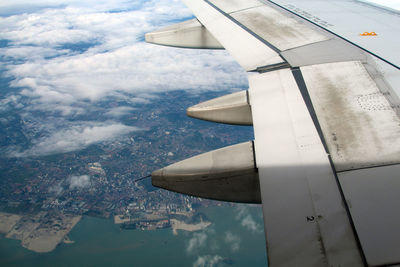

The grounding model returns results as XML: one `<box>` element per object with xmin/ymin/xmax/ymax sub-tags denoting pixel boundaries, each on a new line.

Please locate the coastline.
<box><xmin>1</xmin><ymin>210</ymin><xmax>211</xmax><ymax>253</ymax></box>
<box><xmin>170</xmin><ymin>218</ymin><xmax>211</xmax><ymax>235</ymax></box>
<box><xmin>22</xmin><ymin>215</ymin><xmax>82</xmax><ymax>253</ymax></box>
<box><xmin>0</xmin><ymin>213</ymin><xmax>22</xmax><ymax>234</ymax></box>
<box><xmin>0</xmin><ymin>206</ymin><xmax>267</xmax><ymax>266</ymax></box>
<box><xmin>0</xmin><ymin>211</ymin><xmax>81</xmax><ymax>253</ymax></box>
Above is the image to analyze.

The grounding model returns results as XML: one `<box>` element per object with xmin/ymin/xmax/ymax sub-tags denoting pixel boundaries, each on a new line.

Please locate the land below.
<box><xmin>0</xmin><ymin>208</ymin><xmax>211</xmax><ymax>253</ymax></box>
<box><xmin>0</xmin><ymin>211</ymin><xmax>80</xmax><ymax>253</ymax></box>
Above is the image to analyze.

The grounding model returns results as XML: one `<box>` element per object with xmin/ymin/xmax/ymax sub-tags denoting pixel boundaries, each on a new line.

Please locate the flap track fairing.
<box><xmin>152</xmin><ymin>141</ymin><xmax>260</xmax><ymax>203</ymax></box>
<box><xmin>187</xmin><ymin>90</ymin><xmax>253</xmax><ymax>125</ymax></box>
<box><xmin>145</xmin><ymin>18</ymin><xmax>224</xmax><ymax>49</ymax></box>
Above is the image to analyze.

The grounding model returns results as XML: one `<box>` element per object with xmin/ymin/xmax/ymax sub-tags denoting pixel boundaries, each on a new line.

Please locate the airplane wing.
<box><xmin>146</xmin><ymin>0</ymin><xmax>400</xmax><ymax>266</ymax></box>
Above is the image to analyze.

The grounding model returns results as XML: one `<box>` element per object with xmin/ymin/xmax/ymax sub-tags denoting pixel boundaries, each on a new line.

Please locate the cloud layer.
<box><xmin>0</xmin><ymin>0</ymin><xmax>247</xmax><ymax>157</ymax></box>
<box><xmin>9</xmin><ymin>123</ymin><xmax>140</xmax><ymax>157</ymax></box>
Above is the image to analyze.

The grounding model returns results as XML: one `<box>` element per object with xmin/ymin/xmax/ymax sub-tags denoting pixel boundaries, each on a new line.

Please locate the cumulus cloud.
<box><xmin>68</xmin><ymin>175</ymin><xmax>91</xmax><ymax>190</ymax></box>
<box><xmin>193</xmin><ymin>255</ymin><xmax>223</xmax><ymax>267</ymax></box>
<box><xmin>235</xmin><ymin>205</ymin><xmax>263</xmax><ymax>233</ymax></box>
<box><xmin>9</xmin><ymin>123</ymin><xmax>140</xmax><ymax>157</ymax></box>
<box><xmin>224</xmin><ymin>231</ymin><xmax>240</xmax><ymax>252</ymax></box>
<box><xmin>186</xmin><ymin>232</ymin><xmax>208</xmax><ymax>254</ymax></box>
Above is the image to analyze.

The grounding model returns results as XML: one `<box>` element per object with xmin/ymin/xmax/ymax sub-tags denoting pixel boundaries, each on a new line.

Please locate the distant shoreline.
<box><xmin>0</xmin><ymin>210</ymin><xmax>212</xmax><ymax>253</ymax></box>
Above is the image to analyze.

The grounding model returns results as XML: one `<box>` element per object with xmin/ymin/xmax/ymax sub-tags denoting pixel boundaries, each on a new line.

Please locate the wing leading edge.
<box><xmin>146</xmin><ymin>0</ymin><xmax>400</xmax><ymax>266</ymax></box>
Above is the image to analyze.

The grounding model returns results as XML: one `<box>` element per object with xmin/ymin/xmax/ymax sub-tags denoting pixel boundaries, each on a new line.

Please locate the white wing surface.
<box><xmin>147</xmin><ymin>0</ymin><xmax>400</xmax><ymax>266</ymax></box>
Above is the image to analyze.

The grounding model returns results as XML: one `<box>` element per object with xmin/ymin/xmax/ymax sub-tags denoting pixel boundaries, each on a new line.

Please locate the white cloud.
<box><xmin>48</xmin><ymin>182</ymin><xmax>63</xmax><ymax>195</ymax></box>
<box><xmin>235</xmin><ymin>205</ymin><xmax>263</xmax><ymax>233</ymax></box>
<box><xmin>1</xmin><ymin>46</ymin><xmax>70</xmax><ymax>61</ymax></box>
<box><xmin>4</xmin><ymin>43</ymin><xmax>245</xmax><ymax>110</ymax></box>
<box><xmin>9</xmin><ymin>123</ymin><xmax>140</xmax><ymax>157</ymax></box>
<box><xmin>224</xmin><ymin>231</ymin><xmax>240</xmax><ymax>252</ymax></box>
<box><xmin>186</xmin><ymin>232</ymin><xmax>208</xmax><ymax>254</ymax></box>
<box><xmin>186</xmin><ymin>227</ymin><xmax>218</xmax><ymax>255</ymax></box>
<box><xmin>241</xmin><ymin>214</ymin><xmax>261</xmax><ymax>233</ymax></box>
<box><xmin>105</xmin><ymin>106</ymin><xmax>136</xmax><ymax>117</ymax></box>
<box><xmin>193</xmin><ymin>255</ymin><xmax>223</xmax><ymax>267</ymax></box>
<box><xmin>68</xmin><ymin>175</ymin><xmax>91</xmax><ymax>190</ymax></box>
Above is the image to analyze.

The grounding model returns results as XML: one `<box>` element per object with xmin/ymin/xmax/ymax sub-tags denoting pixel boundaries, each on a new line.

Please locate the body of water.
<box><xmin>0</xmin><ymin>205</ymin><xmax>267</xmax><ymax>266</ymax></box>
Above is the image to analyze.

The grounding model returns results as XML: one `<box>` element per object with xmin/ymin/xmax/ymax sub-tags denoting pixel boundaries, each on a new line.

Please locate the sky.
<box><xmin>0</xmin><ymin>0</ymin><xmax>247</xmax><ymax>158</ymax></box>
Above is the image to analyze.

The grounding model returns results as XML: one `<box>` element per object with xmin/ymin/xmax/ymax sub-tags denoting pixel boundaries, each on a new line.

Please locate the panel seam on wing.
<box><xmin>203</xmin><ymin>0</ymin><xmax>283</xmax><ymax>54</ymax></box>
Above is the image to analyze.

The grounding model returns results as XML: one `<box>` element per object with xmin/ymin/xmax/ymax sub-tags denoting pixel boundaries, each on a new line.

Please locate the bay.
<box><xmin>0</xmin><ymin>205</ymin><xmax>267</xmax><ymax>266</ymax></box>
